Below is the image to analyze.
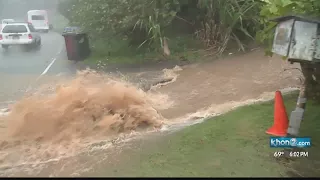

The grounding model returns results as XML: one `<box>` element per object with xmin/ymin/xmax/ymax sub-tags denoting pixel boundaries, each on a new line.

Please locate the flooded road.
<box><xmin>0</xmin><ymin>31</ymin><xmax>90</xmax><ymax>176</ymax></box>
<box><xmin>0</xmin><ymin>31</ymin><xmax>79</xmax><ymax>103</ymax></box>
<box><xmin>0</xmin><ymin>45</ymin><xmax>301</xmax><ymax>176</ymax></box>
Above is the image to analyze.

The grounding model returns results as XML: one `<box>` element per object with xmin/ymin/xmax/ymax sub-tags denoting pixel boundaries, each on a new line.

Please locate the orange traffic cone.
<box><xmin>266</xmin><ymin>91</ymin><xmax>289</xmax><ymax>137</ymax></box>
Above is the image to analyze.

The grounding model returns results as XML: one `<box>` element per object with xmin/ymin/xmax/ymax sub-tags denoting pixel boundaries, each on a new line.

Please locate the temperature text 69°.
<box><xmin>273</xmin><ymin>151</ymin><xmax>285</xmax><ymax>158</ymax></box>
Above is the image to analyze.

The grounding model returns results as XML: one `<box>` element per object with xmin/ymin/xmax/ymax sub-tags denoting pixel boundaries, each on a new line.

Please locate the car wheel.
<box><xmin>36</xmin><ymin>40</ymin><xmax>42</xmax><ymax>50</ymax></box>
<box><xmin>1</xmin><ymin>45</ymin><xmax>9</xmax><ymax>49</ymax></box>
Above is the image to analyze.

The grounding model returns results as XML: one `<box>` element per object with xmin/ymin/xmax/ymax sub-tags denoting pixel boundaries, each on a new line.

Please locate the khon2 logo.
<box><xmin>270</xmin><ymin>137</ymin><xmax>311</xmax><ymax>148</ymax></box>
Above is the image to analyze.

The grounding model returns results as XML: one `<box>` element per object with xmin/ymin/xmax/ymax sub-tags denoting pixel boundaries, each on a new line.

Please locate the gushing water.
<box><xmin>0</xmin><ymin>69</ymin><xmax>174</xmax><ymax>176</ymax></box>
<box><xmin>0</xmin><ymin>49</ymin><xmax>301</xmax><ymax>176</ymax></box>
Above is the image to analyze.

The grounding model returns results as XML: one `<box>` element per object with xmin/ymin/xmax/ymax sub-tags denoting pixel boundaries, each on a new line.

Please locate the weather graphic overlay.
<box><xmin>270</xmin><ymin>137</ymin><xmax>310</xmax><ymax>159</ymax></box>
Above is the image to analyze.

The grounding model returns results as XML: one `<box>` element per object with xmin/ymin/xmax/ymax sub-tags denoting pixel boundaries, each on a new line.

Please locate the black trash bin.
<box><xmin>62</xmin><ymin>31</ymin><xmax>91</xmax><ymax>61</ymax></box>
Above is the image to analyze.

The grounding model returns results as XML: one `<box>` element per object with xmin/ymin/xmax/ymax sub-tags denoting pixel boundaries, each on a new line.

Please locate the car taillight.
<box><xmin>0</xmin><ymin>35</ymin><xmax>2</xmax><ymax>40</ymax></box>
<box><xmin>28</xmin><ymin>34</ymin><xmax>32</xmax><ymax>39</ymax></box>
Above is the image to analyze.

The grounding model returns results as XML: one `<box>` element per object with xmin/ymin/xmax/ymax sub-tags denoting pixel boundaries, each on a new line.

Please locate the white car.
<box><xmin>0</xmin><ymin>22</ymin><xmax>41</xmax><ymax>49</ymax></box>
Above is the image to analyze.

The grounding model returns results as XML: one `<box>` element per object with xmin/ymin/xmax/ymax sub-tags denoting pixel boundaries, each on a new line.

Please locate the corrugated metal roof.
<box><xmin>270</xmin><ymin>15</ymin><xmax>320</xmax><ymax>24</ymax></box>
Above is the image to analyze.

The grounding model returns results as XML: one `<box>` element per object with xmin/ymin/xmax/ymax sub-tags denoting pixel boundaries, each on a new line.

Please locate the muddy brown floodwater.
<box><xmin>156</xmin><ymin>49</ymin><xmax>300</xmax><ymax>121</ymax></box>
<box><xmin>0</xmin><ymin>49</ymin><xmax>300</xmax><ymax>177</ymax></box>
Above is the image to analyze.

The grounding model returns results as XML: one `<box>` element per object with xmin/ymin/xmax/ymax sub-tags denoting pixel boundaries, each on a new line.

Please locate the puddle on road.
<box><xmin>0</xmin><ymin>50</ymin><xmax>301</xmax><ymax>177</ymax></box>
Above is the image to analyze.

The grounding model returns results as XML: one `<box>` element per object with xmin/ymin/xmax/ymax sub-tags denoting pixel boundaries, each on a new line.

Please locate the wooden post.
<box><xmin>287</xmin><ymin>62</ymin><xmax>309</xmax><ymax>137</ymax></box>
<box><xmin>282</xmin><ymin>62</ymin><xmax>310</xmax><ymax>158</ymax></box>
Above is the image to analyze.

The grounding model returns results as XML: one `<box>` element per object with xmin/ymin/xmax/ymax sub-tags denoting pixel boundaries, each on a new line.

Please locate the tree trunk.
<box><xmin>163</xmin><ymin>37</ymin><xmax>170</xmax><ymax>56</ymax></box>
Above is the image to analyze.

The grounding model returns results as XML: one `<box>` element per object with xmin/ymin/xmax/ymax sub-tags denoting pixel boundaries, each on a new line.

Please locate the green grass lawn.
<box><xmin>84</xmin><ymin>93</ymin><xmax>320</xmax><ymax>177</ymax></box>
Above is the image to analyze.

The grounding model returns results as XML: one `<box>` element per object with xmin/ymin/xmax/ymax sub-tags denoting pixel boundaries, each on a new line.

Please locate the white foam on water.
<box><xmin>0</xmin><ymin>108</ymin><xmax>10</xmax><ymax>117</ymax></box>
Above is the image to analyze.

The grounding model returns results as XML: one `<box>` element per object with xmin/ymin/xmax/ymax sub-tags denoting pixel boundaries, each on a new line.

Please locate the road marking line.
<box><xmin>36</xmin><ymin>47</ymin><xmax>63</xmax><ymax>81</ymax></box>
<box><xmin>34</xmin><ymin>57</ymin><xmax>56</xmax><ymax>82</ymax></box>
<box><xmin>41</xmin><ymin>57</ymin><xmax>56</xmax><ymax>75</ymax></box>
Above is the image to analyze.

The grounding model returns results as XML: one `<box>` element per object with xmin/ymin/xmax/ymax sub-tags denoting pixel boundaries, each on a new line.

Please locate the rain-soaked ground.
<box><xmin>0</xmin><ymin>48</ymin><xmax>300</xmax><ymax>177</ymax></box>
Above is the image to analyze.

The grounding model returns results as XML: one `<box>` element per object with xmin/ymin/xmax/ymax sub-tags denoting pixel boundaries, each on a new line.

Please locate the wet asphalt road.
<box><xmin>0</xmin><ymin>31</ymin><xmax>79</xmax><ymax>104</ymax></box>
<box><xmin>0</xmin><ymin>30</ymin><xmax>171</xmax><ymax>109</ymax></box>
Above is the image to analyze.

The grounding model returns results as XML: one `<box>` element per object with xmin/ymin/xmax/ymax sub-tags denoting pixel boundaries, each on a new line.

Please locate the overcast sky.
<box><xmin>0</xmin><ymin>0</ymin><xmax>59</xmax><ymax>19</ymax></box>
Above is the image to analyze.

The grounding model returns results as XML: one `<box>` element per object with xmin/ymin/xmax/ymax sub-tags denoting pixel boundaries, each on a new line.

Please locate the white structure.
<box><xmin>271</xmin><ymin>15</ymin><xmax>320</xmax><ymax>63</ymax></box>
